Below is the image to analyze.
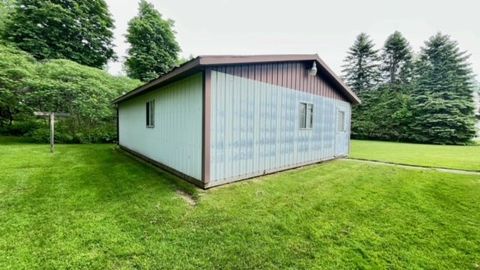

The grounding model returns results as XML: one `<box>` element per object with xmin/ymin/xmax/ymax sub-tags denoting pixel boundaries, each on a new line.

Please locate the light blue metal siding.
<box><xmin>210</xmin><ymin>70</ymin><xmax>351</xmax><ymax>184</ymax></box>
<box><xmin>119</xmin><ymin>73</ymin><xmax>203</xmax><ymax>180</ymax></box>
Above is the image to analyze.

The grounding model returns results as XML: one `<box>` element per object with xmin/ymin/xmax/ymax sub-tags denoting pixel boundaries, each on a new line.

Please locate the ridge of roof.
<box><xmin>112</xmin><ymin>54</ymin><xmax>360</xmax><ymax>104</ymax></box>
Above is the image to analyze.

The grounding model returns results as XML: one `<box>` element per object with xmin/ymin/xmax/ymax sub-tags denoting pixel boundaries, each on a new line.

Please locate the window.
<box><xmin>338</xmin><ymin>110</ymin><xmax>345</xmax><ymax>132</ymax></box>
<box><xmin>299</xmin><ymin>102</ymin><xmax>313</xmax><ymax>129</ymax></box>
<box><xmin>146</xmin><ymin>100</ymin><xmax>155</xmax><ymax>128</ymax></box>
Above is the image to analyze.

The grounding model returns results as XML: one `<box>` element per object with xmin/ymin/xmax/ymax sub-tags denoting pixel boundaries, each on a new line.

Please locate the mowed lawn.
<box><xmin>351</xmin><ymin>139</ymin><xmax>480</xmax><ymax>171</ymax></box>
<box><xmin>0</xmin><ymin>137</ymin><xmax>479</xmax><ymax>269</ymax></box>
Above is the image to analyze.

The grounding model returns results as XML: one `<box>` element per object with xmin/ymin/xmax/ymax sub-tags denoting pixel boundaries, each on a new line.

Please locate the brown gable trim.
<box><xmin>198</xmin><ymin>54</ymin><xmax>319</xmax><ymax>66</ymax></box>
<box><xmin>198</xmin><ymin>55</ymin><xmax>359</xmax><ymax>104</ymax></box>
<box><xmin>112</xmin><ymin>57</ymin><xmax>201</xmax><ymax>104</ymax></box>
<box><xmin>314</xmin><ymin>56</ymin><xmax>360</xmax><ymax>104</ymax></box>
<box><xmin>112</xmin><ymin>54</ymin><xmax>360</xmax><ymax>105</ymax></box>
<box><xmin>211</xmin><ymin>62</ymin><xmax>348</xmax><ymax>102</ymax></box>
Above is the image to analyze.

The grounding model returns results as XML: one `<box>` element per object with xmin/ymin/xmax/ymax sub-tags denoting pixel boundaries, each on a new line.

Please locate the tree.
<box><xmin>0</xmin><ymin>44</ymin><xmax>36</xmax><ymax>127</ymax></box>
<box><xmin>26</xmin><ymin>59</ymin><xmax>141</xmax><ymax>142</ymax></box>
<box><xmin>0</xmin><ymin>43</ymin><xmax>141</xmax><ymax>142</ymax></box>
<box><xmin>0</xmin><ymin>0</ymin><xmax>15</xmax><ymax>35</ymax></box>
<box><xmin>343</xmin><ymin>33</ymin><xmax>382</xmax><ymax>142</ymax></box>
<box><xmin>125</xmin><ymin>0</ymin><xmax>180</xmax><ymax>82</ymax></box>
<box><xmin>410</xmin><ymin>33</ymin><xmax>476</xmax><ymax>144</ymax></box>
<box><xmin>476</xmin><ymin>84</ymin><xmax>480</xmax><ymax>117</ymax></box>
<box><xmin>28</xmin><ymin>60</ymin><xmax>140</xmax><ymax>122</ymax></box>
<box><xmin>3</xmin><ymin>0</ymin><xmax>115</xmax><ymax>68</ymax></box>
<box><xmin>342</xmin><ymin>33</ymin><xmax>381</xmax><ymax>93</ymax></box>
<box><xmin>177</xmin><ymin>54</ymin><xmax>194</xmax><ymax>66</ymax></box>
<box><xmin>350</xmin><ymin>32</ymin><xmax>415</xmax><ymax>141</ymax></box>
<box><xmin>351</xmin><ymin>84</ymin><xmax>413</xmax><ymax>141</ymax></box>
<box><xmin>381</xmin><ymin>31</ymin><xmax>414</xmax><ymax>85</ymax></box>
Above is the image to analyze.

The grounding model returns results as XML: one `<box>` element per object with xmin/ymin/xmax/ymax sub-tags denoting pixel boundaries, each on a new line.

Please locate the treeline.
<box><xmin>0</xmin><ymin>0</ymin><xmax>181</xmax><ymax>142</ymax></box>
<box><xmin>343</xmin><ymin>32</ymin><xmax>477</xmax><ymax>144</ymax></box>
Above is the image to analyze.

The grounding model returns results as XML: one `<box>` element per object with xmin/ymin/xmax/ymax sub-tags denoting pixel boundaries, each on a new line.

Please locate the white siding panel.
<box><xmin>210</xmin><ymin>71</ymin><xmax>351</xmax><ymax>183</ymax></box>
<box><xmin>119</xmin><ymin>73</ymin><xmax>203</xmax><ymax>180</ymax></box>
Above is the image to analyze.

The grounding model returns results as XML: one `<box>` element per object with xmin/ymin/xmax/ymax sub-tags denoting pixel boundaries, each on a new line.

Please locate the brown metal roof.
<box><xmin>112</xmin><ymin>54</ymin><xmax>361</xmax><ymax>104</ymax></box>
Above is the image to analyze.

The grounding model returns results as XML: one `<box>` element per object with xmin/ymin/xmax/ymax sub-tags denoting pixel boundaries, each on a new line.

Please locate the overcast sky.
<box><xmin>105</xmin><ymin>0</ymin><xmax>480</xmax><ymax>80</ymax></box>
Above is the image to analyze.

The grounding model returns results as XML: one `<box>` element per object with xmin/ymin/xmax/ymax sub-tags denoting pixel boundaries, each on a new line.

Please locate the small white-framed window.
<box><xmin>146</xmin><ymin>99</ymin><xmax>155</xmax><ymax>128</ymax></box>
<box><xmin>299</xmin><ymin>102</ymin><xmax>314</xmax><ymax>129</ymax></box>
<box><xmin>338</xmin><ymin>110</ymin><xmax>345</xmax><ymax>132</ymax></box>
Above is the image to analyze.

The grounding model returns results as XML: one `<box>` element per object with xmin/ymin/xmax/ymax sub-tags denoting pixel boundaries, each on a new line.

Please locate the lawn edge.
<box><xmin>347</xmin><ymin>158</ymin><xmax>480</xmax><ymax>174</ymax></box>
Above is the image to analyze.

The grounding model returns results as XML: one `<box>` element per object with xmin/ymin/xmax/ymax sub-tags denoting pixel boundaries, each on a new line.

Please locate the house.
<box><xmin>112</xmin><ymin>55</ymin><xmax>361</xmax><ymax>188</ymax></box>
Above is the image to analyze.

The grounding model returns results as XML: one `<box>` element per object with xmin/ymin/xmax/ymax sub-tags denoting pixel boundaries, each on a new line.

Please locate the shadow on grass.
<box><xmin>0</xmin><ymin>136</ymin><xmax>37</xmax><ymax>145</ymax></box>
<box><xmin>112</xmin><ymin>146</ymin><xmax>200</xmax><ymax>201</ymax></box>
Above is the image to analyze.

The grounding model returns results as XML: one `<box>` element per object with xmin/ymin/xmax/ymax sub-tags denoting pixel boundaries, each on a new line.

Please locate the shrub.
<box><xmin>0</xmin><ymin>44</ymin><xmax>142</xmax><ymax>143</ymax></box>
<box><xmin>0</xmin><ymin>119</ymin><xmax>44</xmax><ymax>136</ymax></box>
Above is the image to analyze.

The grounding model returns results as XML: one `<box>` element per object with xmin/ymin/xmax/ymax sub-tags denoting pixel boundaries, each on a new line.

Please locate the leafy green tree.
<box><xmin>3</xmin><ymin>0</ymin><xmax>115</xmax><ymax>68</ymax></box>
<box><xmin>125</xmin><ymin>0</ymin><xmax>180</xmax><ymax>82</ymax></box>
<box><xmin>410</xmin><ymin>33</ymin><xmax>476</xmax><ymax>144</ymax></box>
<box><xmin>381</xmin><ymin>31</ymin><xmax>414</xmax><ymax>85</ymax></box>
<box><xmin>0</xmin><ymin>0</ymin><xmax>14</xmax><ymax>34</ymax></box>
<box><xmin>0</xmin><ymin>44</ymin><xmax>36</xmax><ymax>127</ymax></box>
<box><xmin>26</xmin><ymin>60</ymin><xmax>141</xmax><ymax>142</ymax></box>
<box><xmin>342</xmin><ymin>33</ymin><xmax>381</xmax><ymax>93</ymax></box>
<box><xmin>0</xmin><ymin>44</ymin><xmax>141</xmax><ymax>142</ymax></box>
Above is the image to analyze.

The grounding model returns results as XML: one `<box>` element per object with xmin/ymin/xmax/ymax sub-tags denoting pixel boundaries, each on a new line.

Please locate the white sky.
<box><xmin>105</xmin><ymin>0</ymin><xmax>480</xmax><ymax>80</ymax></box>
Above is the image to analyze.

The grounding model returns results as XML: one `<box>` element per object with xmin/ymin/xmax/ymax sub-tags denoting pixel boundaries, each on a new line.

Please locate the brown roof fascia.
<box><xmin>113</xmin><ymin>54</ymin><xmax>360</xmax><ymax>105</ymax></box>
<box><xmin>112</xmin><ymin>57</ymin><xmax>202</xmax><ymax>104</ymax></box>
<box><xmin>199</xmin><ymin>55</ymin><xmax>360</xmax><ymax>104</ymax></box>
<box><xmin>313</xmin><ymin>55</ymin><xmax>361</xmax><ymax>104</ymax></box>
<box><xmin>198</xmin><ymin>54</ymin><xmax>318</xmax><ymax>65</ymax></box>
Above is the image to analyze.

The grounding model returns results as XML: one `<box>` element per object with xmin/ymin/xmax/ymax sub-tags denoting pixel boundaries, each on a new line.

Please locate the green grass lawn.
<box><xmin>1</xmin><ymin>138</ymin><xmax>479</xmax><ymax>269</ymax></box>
<box><xmin>351</xmin><ymin>139</ymin><xmax>480</xmax><ymax>171</ymax></box>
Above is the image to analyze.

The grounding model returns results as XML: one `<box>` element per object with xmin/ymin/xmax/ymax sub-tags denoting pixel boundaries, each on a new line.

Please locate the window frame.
<box><xmin>146</xmin><ymin>99</ymin><xmax>155</xmax><ymax>128</ymax></box>
<box><xmin>299</xmin><ymin>102</ymin><xmax>314</xmax><ymax>130</ymax></box>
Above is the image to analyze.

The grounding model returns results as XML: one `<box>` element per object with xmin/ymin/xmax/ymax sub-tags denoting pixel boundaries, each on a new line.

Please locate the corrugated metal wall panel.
<box><xmin>211</xmin><ymin>62</ymin><xmax>347</xmax><ymax>102</ymax></box>
<box><xmin>210</xmin><ymin>70</ymin><xmax>351</xmax><ymax>184</ymax></box>
<box><xmin>119</xmin><ymin>73</ymin><xmax>203</xmax><ymax>180</ymax></box>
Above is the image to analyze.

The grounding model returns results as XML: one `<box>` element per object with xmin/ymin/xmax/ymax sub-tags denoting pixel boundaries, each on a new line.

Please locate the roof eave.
<box><xmin>312</xmin><ymin>54</ymin><xmax>361</xmax><ymax>105</ymax></box>
<box><xmin>112</xmin><ymin>57</ymin><xmax>202</xmax><ymax>104</ymax></box>
<box><xmin>112</xmin><ymin>54</ymin><xmax>361</xmax><ymax>105</ymax></box>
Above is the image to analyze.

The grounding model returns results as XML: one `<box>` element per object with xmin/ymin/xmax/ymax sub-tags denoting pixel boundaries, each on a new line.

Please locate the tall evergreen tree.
<box><xmin>3</xmin><ymin>0</ymin><xmax>115</xmax><ymax>68</ymax></box>
<box><xmin>351</xmin><ymin>31</ymin><xmax>415</xmax><ymax>141</ymax></box>
<box><xmin>410</xmin><ymin>33</ymin><xmax>476</xmax><ymax>144</ymax></box>
<box><xmin>342</xmin><ymin>33</ymin><xmax>380</xmax><ymax>93</ymax></box>
<box><xmin>351</xmin><ymin>85</ymin><xmax>413</xmax><ymax>141</ymax></box>
<box><xmin>125</xmin><ymin>0</ymin><xmax>180</xmax><ymax>82</ymax></box>
<box><xmin>381</xmin><ymin>31</ymin><xmax>413</xmax><ymax>85</ymax></box>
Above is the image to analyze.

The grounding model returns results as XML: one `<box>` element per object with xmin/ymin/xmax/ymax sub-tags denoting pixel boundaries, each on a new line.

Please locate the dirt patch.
<box><xmin>176</xmin><ymin>190</ymin><xmax>197</xmax><ymax>206</ymax></box>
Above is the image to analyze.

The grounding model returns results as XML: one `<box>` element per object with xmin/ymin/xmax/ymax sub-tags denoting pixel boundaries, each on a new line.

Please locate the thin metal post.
<box><xmin>50</xmin><ymin>112</ymin><xmax>54</xmax><ymax>153</ymax></box>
